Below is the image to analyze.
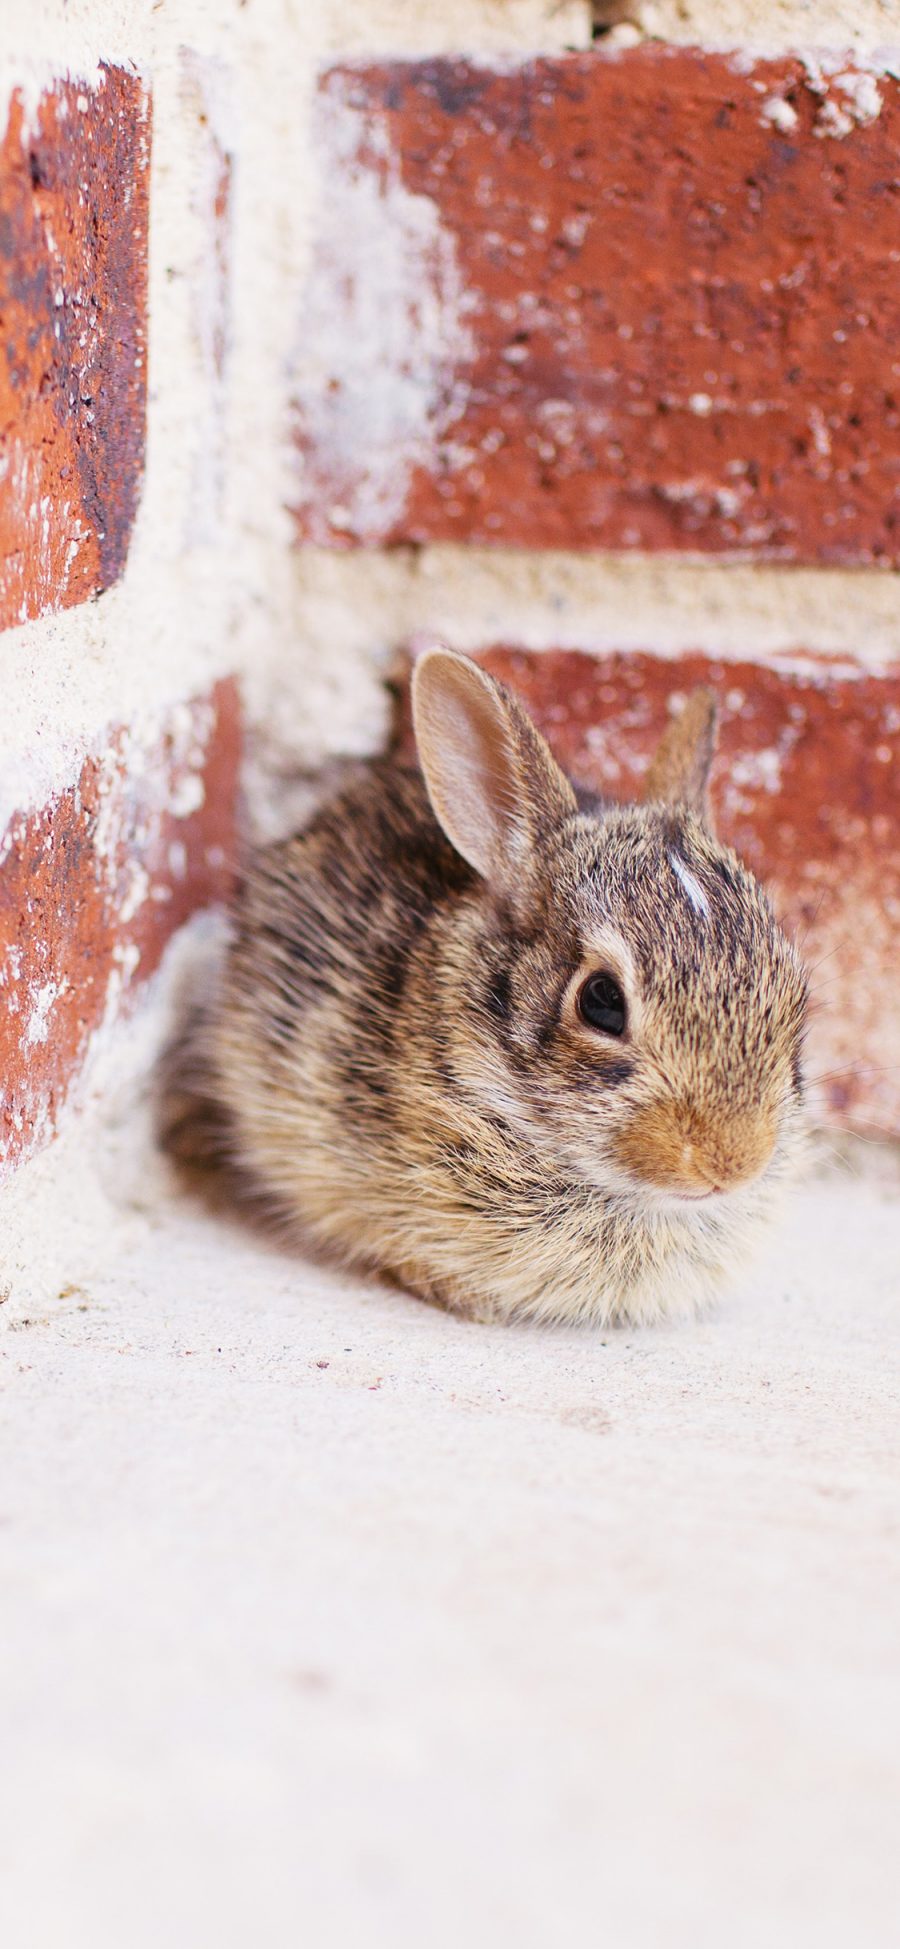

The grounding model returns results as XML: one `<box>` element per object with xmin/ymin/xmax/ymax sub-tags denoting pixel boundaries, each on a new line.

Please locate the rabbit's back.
<box><xmin>198</xmin><ymin>761</ymin><xmax>476</xmax><ymax>1232</ymax></box>
<box><xmin>226</xmin><ymin>760</ymin><xmax>471</xmax><ymax>1048</ymax></box>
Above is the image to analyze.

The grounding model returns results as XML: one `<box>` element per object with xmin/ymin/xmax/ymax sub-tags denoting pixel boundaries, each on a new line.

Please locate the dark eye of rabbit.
<box><xmin>578</xmin><ymin>972</ymin><xmax>627</xmax><ymax>1037</ymax></box>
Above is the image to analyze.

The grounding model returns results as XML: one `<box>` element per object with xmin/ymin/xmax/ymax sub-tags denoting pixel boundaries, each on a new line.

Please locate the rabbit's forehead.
<box><xmin>565</xmin><ymin>817</ymin><xmax>775</xmax><ymax>986</ymax></box>
<box><xmin>565</xmin><ymin>811</ymin><xmax>711</xmax><ymax>919</ymax></box>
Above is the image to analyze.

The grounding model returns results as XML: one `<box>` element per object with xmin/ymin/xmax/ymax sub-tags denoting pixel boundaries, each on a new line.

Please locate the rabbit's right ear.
<box><xmin>412</xmin><ymin>649</ymin><xmax>577</xmax><ymax>890</ymax></box>
<box><xmin>642</xmin><ymin>687</ymin><xmax>718</xmax><ymax>824</ymax></box>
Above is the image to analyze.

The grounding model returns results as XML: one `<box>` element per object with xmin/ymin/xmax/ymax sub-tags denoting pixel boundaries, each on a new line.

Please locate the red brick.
<box><xmin>0</xmin><ymin>68</ymin><xmax>150</xmax><ymax>631</ymax></box>
<box><xmin>398</xmin><ymin>648</ymin><xmax>900</xmax><ymax>1137</ymax></box>
<box><xmin>0</xmin><ymin>680</ymin><xmax>240</xmax><ymax>1177</ymax></box>
<box><xmin>297</xmin><ymin>51</ymin><xmax>900</xmax><ymax>560</ymax></box>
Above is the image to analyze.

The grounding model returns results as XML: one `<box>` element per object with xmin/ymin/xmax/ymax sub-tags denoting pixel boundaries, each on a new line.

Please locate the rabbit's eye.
<box><xmin>578</xmin><ymin>971</ymin><xmax>627</xmax><ymax>1037</ymax></box>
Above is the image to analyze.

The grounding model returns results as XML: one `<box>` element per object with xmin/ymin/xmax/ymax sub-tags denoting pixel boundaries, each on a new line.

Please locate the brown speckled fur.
<box><xmin>161</xmin><ymin>652</ymin><xmax>809</xmax><ymax>1326</ymax></box>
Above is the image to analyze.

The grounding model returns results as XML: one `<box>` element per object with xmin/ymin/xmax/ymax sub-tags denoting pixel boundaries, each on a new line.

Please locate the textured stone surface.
<box><xmin>296</xmin><ymin>50</ymin><xmax>900</xmax><ymax>561</ymax></box>
<box><xmin>397</xmin><ymin>646</ymin><xmax>900</xmax><ymax>1136</ymax></box>
<box><xmin>0</xmin><ymin>680</ymin><xmax>240</xmax><ymax>1177</ymax></box>
<box><xmin>591</xmin><ymin>0</ymin><xmax>900</xmax><ymax>45</ymax></box>
<box><xmin>0</xmin><ymin>68</ymin><xmax>150</xmax><ymax>631</ymax></box>
<box><xmin>2</xmin><ymin>1178</ymin><xmax>900</xmax><ymax>1945</ymax></box>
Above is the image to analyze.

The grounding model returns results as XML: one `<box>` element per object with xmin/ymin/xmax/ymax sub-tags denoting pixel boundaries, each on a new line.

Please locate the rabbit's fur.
<box><xmin>162</xmin><ymin>651</ymin><xmax>809</xmax><ymax>1326</ymax></box>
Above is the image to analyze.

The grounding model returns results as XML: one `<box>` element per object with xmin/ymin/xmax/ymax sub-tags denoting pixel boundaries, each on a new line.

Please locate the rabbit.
<box><xmin>161</xmin><ymin>649</ymin><xmax>809</xmax><ymax>1327</ymax></box>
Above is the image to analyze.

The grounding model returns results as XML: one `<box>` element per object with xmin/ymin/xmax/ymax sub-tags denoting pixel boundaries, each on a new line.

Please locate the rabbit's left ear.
<box><xmin>412</xmin><ymin>648</ymin><xmax>577</xmax><ymax>892</ymax></box>
<box><xmin>642</xmin><ymin>688</ymin><xmax>718</xmax><ymax>824</ymax></box>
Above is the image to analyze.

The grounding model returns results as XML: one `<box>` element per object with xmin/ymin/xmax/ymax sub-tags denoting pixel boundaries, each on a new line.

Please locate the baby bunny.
<box><xmin>163</xmin><ymin>650</ymin><xmax>809</xmax><ymax>1326</ymax></box>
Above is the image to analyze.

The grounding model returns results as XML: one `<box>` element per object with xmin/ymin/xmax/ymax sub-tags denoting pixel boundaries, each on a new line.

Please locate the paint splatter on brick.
<box><xmin>296</xmin><ymin>50</ymin><xmax>900</xmax><ymax>562</ymax></box>
<box><xmin>0</xmin><ymin>68</ymin><xmax>150</xmax><ymax>631</ymax></box>
<box><xmin>0</xmin><ymin>680</ymin><xmax>240</xmax><ymax>1177</ymax></box>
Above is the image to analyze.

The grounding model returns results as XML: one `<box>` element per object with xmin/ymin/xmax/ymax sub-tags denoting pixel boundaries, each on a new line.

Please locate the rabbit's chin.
<box><xmin>589</xmin><ymin>1177</ymin><xmax>773</xmax><ymax>1248</ymax></box>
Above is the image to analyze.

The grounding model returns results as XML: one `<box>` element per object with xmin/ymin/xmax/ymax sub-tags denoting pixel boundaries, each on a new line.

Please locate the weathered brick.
<box><xmin>296</xmin><ymin>51</ymin><xmax>900</xmax><ymax>560</ymax></box>
<box><xmin>0</xmin><ymin>68</ymin><xmax>150</xmax><ymax>631</ymax></box>
<box><xmin>0</xmin><ymin>680</ymin><xmax>240</xmax><ymax>1177</ymax></box>
<box><xmin>397</xmin><ymin>648</ymin><xmax>900</xmax><ymax>1137</ymax></box>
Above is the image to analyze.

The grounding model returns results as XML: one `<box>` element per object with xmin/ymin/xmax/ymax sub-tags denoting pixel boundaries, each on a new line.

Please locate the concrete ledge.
<box><xmin>1</xmin><ymin>1171</ymin><xmax>898</xmax><ymax>1945</ymax></box>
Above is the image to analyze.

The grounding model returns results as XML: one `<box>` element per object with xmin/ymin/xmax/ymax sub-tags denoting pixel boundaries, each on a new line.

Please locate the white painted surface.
<box><xmin>293</xmin><ymin>71</ymin><xmax>477</xmax><ymax>545</ymax></box>
<box><xmin>1</xmin><ymin>1169</ymin><xmax>898</xmax><ymax>1948</ymax></box>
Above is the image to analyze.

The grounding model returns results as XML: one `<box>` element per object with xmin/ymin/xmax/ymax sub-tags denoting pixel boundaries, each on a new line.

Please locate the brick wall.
<box><xmin>0</xmin><ymin>0</ymin><xmax>896</xmax><ymax>1274</ymax></box>
<box><xmin>0</xmin><ymin>42</ymin><xmax>238</xmax><ymax>1185</ymax></box>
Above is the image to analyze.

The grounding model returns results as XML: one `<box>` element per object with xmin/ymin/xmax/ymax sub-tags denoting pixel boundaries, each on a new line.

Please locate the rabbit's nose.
<box><xmin>611</xmin><ymin>1101</ymin><xmax>776</xmax><ymax>1194</ymax></box>
<box><xmin>695</xmin><ymin>1121</ymin><xmax>776</xmax><ymax>1190</ymax></box>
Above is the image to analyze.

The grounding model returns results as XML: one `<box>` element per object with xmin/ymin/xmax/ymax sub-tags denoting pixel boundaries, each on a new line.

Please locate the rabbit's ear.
<box><xmin>412</xmin><ymin>649</ymin><xmax>577</xmax><ymax>886</ymax></box>
<box><xmin>642</xmin><ymin>687</ymin><xmax>718</xmax><ymax>823</ymax></box>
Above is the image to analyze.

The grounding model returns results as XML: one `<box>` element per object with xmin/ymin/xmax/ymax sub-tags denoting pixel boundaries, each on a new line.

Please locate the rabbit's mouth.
<box><xmin>647</xmin><ymin>1182</ymin><xmax>745</xmax><ymax>1215</ymax></box>
<box><xmin>631</xmin><ymin>1129</ymin><xmax>803</xmax><ymax>1222</ymax></box>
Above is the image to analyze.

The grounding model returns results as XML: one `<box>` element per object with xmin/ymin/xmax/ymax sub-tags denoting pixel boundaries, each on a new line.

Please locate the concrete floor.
<box><xmin>1</xmin><ymin>1171</ymin><xmax>899</xmax><ymax>1949</ymax></box>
